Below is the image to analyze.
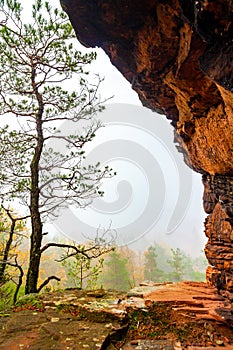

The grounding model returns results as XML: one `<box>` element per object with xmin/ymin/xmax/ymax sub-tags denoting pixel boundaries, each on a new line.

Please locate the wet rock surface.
<box><xmin>0</xmin><ymin>289</ymin><xmax>126</xmax><ymax>350</ymax></box>
<box><xmin>0</xmin><ymin>283</ymin><xmax>233</xmax><ymax>349</ymax></box>
<box><xmin>61</xmin><ymin>0</ymin><xmax>233</xmax><ymax>291</ymax></box>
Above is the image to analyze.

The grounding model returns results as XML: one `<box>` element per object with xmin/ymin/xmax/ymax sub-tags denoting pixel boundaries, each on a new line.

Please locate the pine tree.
<box><xmin>101</xmin><ymin>250</ymin><xmax>131</xmax><ymax>291</ymax></box>
<box><xmin>144</xmin><ymin>245</ymin><xmax>164</xmax><ymax>282</ymax></box>
<box><xmin>0</xmin><ymin>0</ymin><xmax>114</xmax><ymax>293</ymax></box>
<box><xmin>167</xmin><ymin>248</ymin><xmax>186</xmax><ymax>282</ymax></box>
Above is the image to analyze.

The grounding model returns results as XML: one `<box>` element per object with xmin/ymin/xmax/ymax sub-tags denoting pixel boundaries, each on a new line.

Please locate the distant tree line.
<box><xmin>0</xmin><ymin>222</ymin><xmax>208</xmax><ymax>309</ymax></box>
<box><xmin>97</xmin><ymin>244</ymin><xmax>207</xmax><ymax>291</ymax></box>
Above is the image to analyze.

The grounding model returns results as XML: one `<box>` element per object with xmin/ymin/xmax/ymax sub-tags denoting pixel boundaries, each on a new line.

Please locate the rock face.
<box><xmin>61</xmin><ymin>0</ymin><xmax>233</xmax><ymax>290</ymax></box>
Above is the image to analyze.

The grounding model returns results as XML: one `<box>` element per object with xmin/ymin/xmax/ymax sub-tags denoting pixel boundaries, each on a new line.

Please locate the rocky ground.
<box><xmin>1</xmin><ymin>282</ymin><xmax>233</xmax><ymax>349</ymax></box>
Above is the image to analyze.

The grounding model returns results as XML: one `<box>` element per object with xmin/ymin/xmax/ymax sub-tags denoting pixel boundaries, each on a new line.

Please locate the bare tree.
<box><xmin>0</xmin><ymin>204</ymin><xmax>28</xmax><ymax>283</ymax></box>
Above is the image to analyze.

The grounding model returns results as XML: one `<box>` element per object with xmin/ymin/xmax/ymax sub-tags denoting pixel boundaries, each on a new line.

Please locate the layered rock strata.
<box><xmin>61</xmin><ymin>0</ymin><xmax>233</xmax><ymax>290</ymax></box>
<box><xmin>204</xmin><ymin>175</ymin><xmax>233</xmax><ymax>291</ymax></box>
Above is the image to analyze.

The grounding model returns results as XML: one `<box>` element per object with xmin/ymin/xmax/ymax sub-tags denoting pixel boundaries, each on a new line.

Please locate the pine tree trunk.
<box><xmin>25</xmin><ymin>69</ymin><xmax>44</xmax><ymax>294</ymax></box>
<box><xmin>25</xmin><ymin>207</ymin><xmax>42</xmax><ymax>294</ymax></box>
<box><xmin>25</xmin><ymin>138</ymin><xmax>43</xmax><ymax>294</ymax></box>
<box><xmin>25</xmin><ymin>153</ymin><xmax>43</xmax><ymax>294</ymax></box>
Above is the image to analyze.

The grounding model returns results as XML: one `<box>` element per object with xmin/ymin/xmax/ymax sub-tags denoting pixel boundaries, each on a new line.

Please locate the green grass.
<box><xmin>0</xmin><ymin>282</ymin><xmax>16</xmax><ymax>311</ymax></box>
<box><xmin>15</xmin><ymin>293</ymin><xmax>43</xmax><ymax>309</ymax></box>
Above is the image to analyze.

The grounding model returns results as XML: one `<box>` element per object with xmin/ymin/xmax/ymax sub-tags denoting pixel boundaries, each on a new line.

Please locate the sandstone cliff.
<box><xmin>61</xmin><ymin>0</ymin><xmax>233</xmax><ymax>291</ymax></box>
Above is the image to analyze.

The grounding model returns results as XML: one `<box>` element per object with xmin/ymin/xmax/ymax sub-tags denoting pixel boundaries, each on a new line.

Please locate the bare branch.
<box><xmin>37</xmin><ymin>275</ymin><xmax>60</xmax><ymax>293</ymax></box>
<box><xmin>40</xmin><ymin>242</ymin><xmax>89</xmax><ymax>258</ymax></box>
<box><xmin>2</xmin><ymin>257</ymin><xmax>24</xmax><ymax>304</ymax></box>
